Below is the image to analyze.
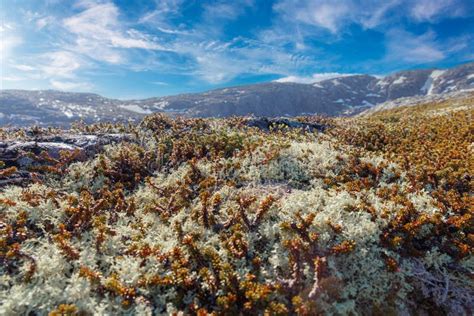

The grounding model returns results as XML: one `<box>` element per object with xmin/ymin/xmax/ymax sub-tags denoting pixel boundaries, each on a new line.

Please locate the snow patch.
<box><xmin>431</xmin><ymin>70</ymin><xmax>445</xmax><ymax>80</ymax></box>
<box><xmin>164</xmin><ymin>108</ymin><xmax>187</xmax><ymax>113</ymax></box>
<box><xmin>63</xmin><ymin>110</ymin><xmax>74</xmax><ymax>118</ymax></box>
<box><xmin>119</xmin><ymin>104</ymin><xmax>152</xmax><ymax>114</ymax></box>
<box><xmin>421</xmin><ymin>70</ymin><xmax>446</xmax><ymax>95</ymax></box>
<box><xmin>376</xmin><ymin>79</ymin><xmax>389</xmax><ymax>87</ymax></box>
<box><xmin>393</xmin><ymin>76</ymin><xmax>407</xmax><ymax>85</ymax></box>
<box><xmin>153</xmin><ymin>101</ymin><xmax>169</xmax><ymax>110</ymax></box>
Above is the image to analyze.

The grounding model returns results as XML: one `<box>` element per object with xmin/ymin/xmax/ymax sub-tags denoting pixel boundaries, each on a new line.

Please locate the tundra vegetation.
<box><xmin>0</xmin><ymin>95</ymin><xmax>473</xmax><ymax>315</ymax></box>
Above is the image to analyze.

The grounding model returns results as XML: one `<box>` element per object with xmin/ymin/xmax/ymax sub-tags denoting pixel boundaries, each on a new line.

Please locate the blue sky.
<box><xmin>1</xmin><ymin>0</ymin><xmax>473</xmax><ymax>99</ymax></box>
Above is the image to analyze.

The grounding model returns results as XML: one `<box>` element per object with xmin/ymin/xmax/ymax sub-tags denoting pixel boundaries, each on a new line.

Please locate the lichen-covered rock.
<box><xmin>245</xmin><ymin>117</ymin><xmax>328</xmax><ymax>132</ymax></box>
<box><xmin>0</xmin><ymin>133</ymin><xmax>131</xmax><ymax>188</ymax></box>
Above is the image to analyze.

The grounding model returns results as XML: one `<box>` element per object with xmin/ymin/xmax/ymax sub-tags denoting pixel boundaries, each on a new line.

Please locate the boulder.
<box><xmin>0</xmin><ymin>133</ymin><xmax>131</xmax><ymax>188</ymax></box>
<box><xmin>245</xmin><ymin>117</ymin><xmax>328</xmax><ymax>132</ymax></box>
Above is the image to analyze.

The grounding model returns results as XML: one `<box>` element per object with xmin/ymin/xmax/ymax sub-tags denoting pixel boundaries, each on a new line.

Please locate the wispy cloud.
<box><xmin>273</xmin><ymin>0</ymin><xmax>473</xmax><ymax>33</ymax></box>
<box><xmin>150</xmin><ymin>81</ymin><xmax>169</xmax><ymax>86</ymax></box>
<box><xmin>273</xmin><ymin>0</ymin><xmax>402</xmax><ymax>34</ymax></box>
<box><xmin>274</xmin><ymin>0</ymin><xmax>351</xmax><ymax>34</ymax></box>
<box><xmin>2</xmin><ymin>75</ymin><xmax>24</xmax><ymax>82</ymax></box>
<box><xmin>410</xmin><ymin>0</ymin><xmax>466</xmax><ymax>22</ymax></box>
<box><xmin>274</xmin><ymin>73</ymin><xmax>354</xmax><ymax>84</ymax></box>
<box><xmin>138</xmin><ymin>0</ymin><xmax>188</xmax><ymax>36</ymax></box>
<box><xmin>35</xmin><ymin>16</ymin><xmax>55</xmax><ymax>30</ymax></box>
<box><xmin>40</xmin><ymin>51</ymin><xmax>84</xmax><ymax>78</ymax></box>
<box><xmin>202</xmin><ymin>0</ymin><xmax>255</xmax><ymax>22</ymax></box>
<box><xmin>50</xmin><ymin>79</ymin><xmax>93</xmax><ymax>91</ymax></box>
<box><xmin>63</xmin><ymin>1</ymin><xmax>166</xmax><ymax>64</ymax></box>
<box><xmin>385</xmin><ymin>29</ymin><xmax>445</xmax><ymax>63</ymax></box>
<box><xmin>0</xmin><ymin>23</ymin><xmax>22</xmax><ymax>64</ymax></box>
<box><xmin>166</xmin><ymin>35</ymin><xmax>318</xmax><ymax>83</ymax></box>
<box><xmin>13</xmin><ymin>64</ymin><xmax>36</xmax><ymax>71</ymax></box>
<box><xmin>7</xmin><ymin>51</ymin><xmax>91</xmax><ymax>90</ymax></box>
<box><xmin>135</xmin><ymin>1</ymin><xmax>319</xmax><ymax>83</ymax></box>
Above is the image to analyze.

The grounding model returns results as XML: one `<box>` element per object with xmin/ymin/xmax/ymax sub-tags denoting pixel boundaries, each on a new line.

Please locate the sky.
<box><xmin>1</xmin><ymin>0</ymin><xmax>473</xmax><ymax>99</ymax></box>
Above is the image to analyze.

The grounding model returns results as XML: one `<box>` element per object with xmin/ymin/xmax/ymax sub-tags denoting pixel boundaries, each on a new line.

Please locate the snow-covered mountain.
<box><xmin>1</xmin><ymin>62</ymin><xmax>473</xmax><ymax>126</ymax></box>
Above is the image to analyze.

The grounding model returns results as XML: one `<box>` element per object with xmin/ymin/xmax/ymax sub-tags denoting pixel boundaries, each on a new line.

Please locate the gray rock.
<box><xmin>245</xmin><ymin>117</ymin><xmax>328</xmax><ymax>132</ymax></box>
<box><xmin>0</xmin><ymin>133</ymin><xmax>131</xmax><ymax>188</ymax></box>
<box><xmin>0</xmin><ymin>170</ymin><xmax>32</xmax><ymax>187</ymax></box>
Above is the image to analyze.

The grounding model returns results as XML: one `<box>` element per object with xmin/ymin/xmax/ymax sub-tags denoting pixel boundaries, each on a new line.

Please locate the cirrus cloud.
<box><xmin>63</xmin><ymin>2</ymin><xmax>166</xmax><ymax>65</ymax></box>
<box><xmin>274</xmin><ymin>73</ymin><xmax>354</xmax><ymax>84</ymax></box>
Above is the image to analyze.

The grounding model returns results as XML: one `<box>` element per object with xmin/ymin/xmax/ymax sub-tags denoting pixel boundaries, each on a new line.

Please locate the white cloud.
<box><xmin>359</xmin><ymin>0</ymin><xmax>401</xmax><ymax>29</ymax></box>
<box><xmin>0</xmin><ymin>23</ymin><xmax>22</xmax><ymax>64</ymax></box>
<box><xmin>75</xmin><ymin>38</ymin><xmax>123</xmax><ymax>64</ymax></box>
<box><xmin>63</xmin><ymin>2</ymin><xmax>165</xmax><ymax>64</ymax></box>
<box><xmin>301</xmin><ymin>2</ymin><xmax>349</xmax><ymax>33</ymax></box>
<box><xmin>273</xmin><ymin>0</ymin><xmax>471</xmax><ymax>34</ymax></box>
<box><xmin>134</xmin><ymin>1</ymin><xmax>323</xmax><ymax>83</ymax></box>
<box><xmin>0</xmin><ymin>35</ymin><xmax>22</xmax><ymax>62</ymax></box>
<box><xmin>150</xmin><ymin>81</ymin><xmax>169</xmax><ymax>86</ymax></box>
<box><xmin>50</xmin><ymin>79</ymin><xmax>93</xmax><ymax>91</ymax></box>
<box><xmin>274</xmin><ymin>0</ymin><xmax>350</xmax><ymax>33</ymax></box>
<box><xmin>36</xmin><ymin>16</ymin><xmax>54</xmax><ymax>30</ymax></box>
<box><xmin>3</xmin><ymin>50</ymin><xmax>91</xmax><ymax>87</ymax></box>
<box><xmin>138</xmin><ymin>0</ymin><xmax>185</xmax><ymax>32</ymax></box>
<box><xmin>74</xmin><ymin>0</ymin><xmax>108</xmax><ymax>9</ymax></box>
<box><xmin>8</xmin><ymin>51</ymin><xmax>87</xmax><ymax>81</ymax></box>
<box><xmin>138</xmin><ymin>2</ymin><xmax>190</xmax><ymax>37</ymax></box>
<box><xmin>202</xmin><ymin>0</ymin><xmax>255</xmax><ymax>22</ymax></box>
<box><xmin>40</xmin><ymin>51</ymin><xmax>84</xmax><ymax>78</ymax></box>
<box><xmin>269</xmin><ymin>1</ymin><xmax>471</xmax><ymax>69</ymax></box>
<box><xmin>410</xmin><ymin>0</ymin><xmax>464</xmax><ymax>22</ymax></box>
<box><xmin>385</xmin><ymin>30</ymin><xmax>445</xmax><ymax>63</ymax></box>
<box><xmin>273</xmin><ymin>0</ymin><xmax>402</xmax><ymax>33</ymax></box>
<box><xmin>274</xmin><ymin>73</ymin><xmax>353</xmax><ymax>84</ymax></box>
<box><xmin>12</xmin><ymin>64</ymin><xmax>36</xmax><ymax>71</ymax></box>
<box><xmin>192</xmin><ymin>54</ymin><xmax>244</xmax><ymax>83</ymax></box>
<box><xmin>2</xmin><ymin>76</ymin><xmax>24</xmax><ymax>82</ymax></box>
<box><xmin>167</xmin><ymin>36</ymin><xmax>317</xmax><ymax>83</ymax></box>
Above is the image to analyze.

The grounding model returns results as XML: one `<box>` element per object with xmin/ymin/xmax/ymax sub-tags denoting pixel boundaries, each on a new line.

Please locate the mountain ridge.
<box><xmin>1</xmin><ymin>61</ymin><xmax>473</xmax><ymax>126</ymax></box>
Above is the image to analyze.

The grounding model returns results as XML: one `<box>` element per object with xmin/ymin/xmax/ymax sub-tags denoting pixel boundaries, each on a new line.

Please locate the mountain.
<box><xmin>360</xmin><ymin>89</ymin><xmax>474</xmax><ymax>115</ymax></box>
<box><xmin>0</xmin><ymin>90</ymin><xmax>144</xmax><ymax>126</ymax></box>
<box><xmin>1</xmin><ymin>62</ymin><xmax>473</xmax><ymax>126</ymax></box>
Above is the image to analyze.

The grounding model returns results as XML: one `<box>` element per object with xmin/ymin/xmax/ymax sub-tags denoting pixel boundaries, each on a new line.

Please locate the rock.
<box><xmin>36</xmin><ymin>134</ymin><xmax>131</xmax><ymax>156</ymax></box>
<box><xmin>0</xmin><ymin>133</ymin><xmax>132</xmax><ymax>188</ymax></box>
<box><xmin>245</xmin><ymin>117</ymin><xmax>328</xmax><ymax>132</ymax></box>
<box><xmin>0</xmin><ymin>170</ymin><xmax>32</xmax><ymax>187</ymax></box>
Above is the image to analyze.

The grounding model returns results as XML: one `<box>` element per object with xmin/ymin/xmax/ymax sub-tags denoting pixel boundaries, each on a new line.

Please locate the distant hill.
<box><xmin>1</xmin><ymin>62</ymin><xmax>473</xmax><ymax>126</ymax></box>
